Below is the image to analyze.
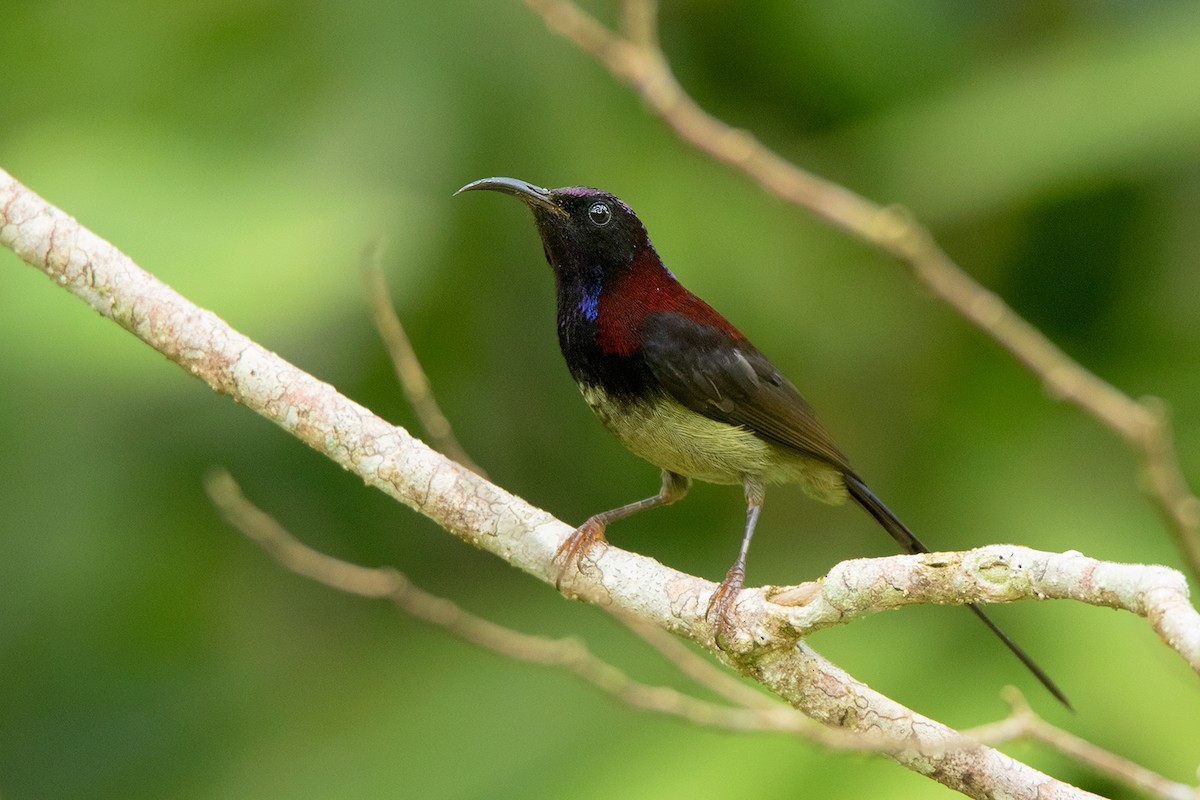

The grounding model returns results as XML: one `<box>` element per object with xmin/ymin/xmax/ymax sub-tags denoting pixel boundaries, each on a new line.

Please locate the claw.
<box><xmin>706</xmin><ymin>562</ymin><xmax>745</xmax><ymax>648</ymax></box>
<box><xmin>553</xmin><ymin>517</ymin><xmax>607</xmax><ymax>588</ymax></box>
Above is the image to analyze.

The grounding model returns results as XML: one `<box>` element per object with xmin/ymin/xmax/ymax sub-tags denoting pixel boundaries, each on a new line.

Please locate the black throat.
<box><xmin>552</xmin><ymin>265</ymin><xmax>656</xmax><ymax>404</ymax></box>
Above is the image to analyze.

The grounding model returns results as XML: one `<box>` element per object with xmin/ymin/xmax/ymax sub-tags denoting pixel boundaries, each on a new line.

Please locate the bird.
<box><xmin>455</xmin><ymin>176</ymin><xmax>1069</xmax><ymax>708</ymax></box>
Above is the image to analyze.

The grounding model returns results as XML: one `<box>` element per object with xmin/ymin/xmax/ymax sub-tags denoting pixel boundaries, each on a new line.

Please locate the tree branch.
<box><xmin>768</xmin><ymin>548</ymin><xmax>1199</xmax><ymax>673</ymax></box>
<box><xmin>965</xmin><ymin>689</ymin><xmax>1200</xmax><ymax>800</ymax></box>
<box><xmin>8</xmin><ymin>164</ymin><xmax>1197</xmax><ymax>798</ymax></box>
<box><xmin>520</xmin><ymin>0</ymin><xmax>1200</xmax><ymax>580</ymax></box>
<box><xmin>206</xmin><ymin>468</ymin><xmax>1199</xmax><ymax>799</ymax></box>
<box><xmin>361</xmin><ymin>240</ymin><xmax>485</xmax><ymax>476</ymax></box>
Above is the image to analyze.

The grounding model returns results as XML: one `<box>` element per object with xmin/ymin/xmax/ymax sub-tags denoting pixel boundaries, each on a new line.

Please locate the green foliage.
<box><xmin>2</xmin><ymin>2</ymin><xmax>1198</xmax><ymax>797</ymax></box>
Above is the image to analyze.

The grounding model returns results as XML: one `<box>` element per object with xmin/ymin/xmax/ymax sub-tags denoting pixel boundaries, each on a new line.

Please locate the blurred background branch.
<box><xmin>966</xmin><ymin>688</ymin><xmax>1200</xmax><ymax>800</ymax></box>
<box><xmin>361</xmin><ymin>240</ymin><xmax>485</xmax><ymax>477</ymax></box>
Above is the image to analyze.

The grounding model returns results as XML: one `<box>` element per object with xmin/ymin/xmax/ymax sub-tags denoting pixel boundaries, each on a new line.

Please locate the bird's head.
<box><xmin>455</xmin><ymin>177</ymin><xmax>656</xmax><ymax>283</ymax></box>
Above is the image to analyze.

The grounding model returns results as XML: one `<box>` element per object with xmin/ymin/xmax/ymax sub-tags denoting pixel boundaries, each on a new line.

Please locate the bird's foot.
<box><xmin>706</xmin><ymin>563</ymin><xmax>745</xmax><ymax>648</ymax></box>
<box><xmin>553</xmin><ymin>517</ymin><xmax>607</xmax><ymax>589</ymax></box>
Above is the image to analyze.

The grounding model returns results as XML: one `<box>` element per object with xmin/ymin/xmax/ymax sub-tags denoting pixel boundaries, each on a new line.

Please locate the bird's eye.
<box><xmin>587</xmin><ymin>202</ymin><xmax>612</xmax><ymax>226</ymax></box>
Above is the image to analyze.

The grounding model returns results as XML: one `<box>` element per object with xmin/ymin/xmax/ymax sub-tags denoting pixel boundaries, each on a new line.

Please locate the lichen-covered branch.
<box><xmin>766</xmin><ymin>547</ymin><xmax>1199</xmax><ymax>674</ymax></box>
<box><xmin>207</xmin><ymin>467</ymin><xmax>1196</xmax><ymax>800</ymax></box>
<box><xmin>1</xmin><ymin>166</ymin><xmax>1187</xmax><ymax>799</ymax></box>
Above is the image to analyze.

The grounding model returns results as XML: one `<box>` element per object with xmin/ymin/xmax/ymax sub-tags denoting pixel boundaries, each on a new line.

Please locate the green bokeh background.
<box><xmin>2</xmin><ymin>2</ymin><xmax>1199</xmax><ymax>798</ymax></box>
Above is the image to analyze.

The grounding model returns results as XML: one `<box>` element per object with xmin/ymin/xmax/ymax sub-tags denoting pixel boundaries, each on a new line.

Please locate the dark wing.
<box><xmin>641</xmin><ymin>317</ymin><xmax>1070</xmax><ymax>707</ymax></box>
<box><xmin>639</xmin><ymin>311</ymin><xmax>851</xmax><ymax>472</ymax></box>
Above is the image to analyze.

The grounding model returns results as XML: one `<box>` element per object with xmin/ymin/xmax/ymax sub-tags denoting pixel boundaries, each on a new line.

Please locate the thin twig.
<box><xmin>521</xmin><ymin>0</ymin><xmax>1200</xmax><ymax>580</ymax></box>
<box><xmin>621</xmin><ymin>617</ymin><xmax>781</xmax><ymax>711</ymax></box>
<box><xmin>966</xmin><ymin>688</ymin><xmax>1200</xmax><ymax>800</ymax></box>
<box><xmin>361</xmin><ymin>239</ymin><xmax>485</xmax><ymax>476</ymax></box>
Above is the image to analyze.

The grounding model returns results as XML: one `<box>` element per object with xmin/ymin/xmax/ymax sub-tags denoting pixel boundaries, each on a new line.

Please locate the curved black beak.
<box><xmin>454</xmin><ymin>177</ymin><xmax>562</xmax><ymax>214</ymax></box>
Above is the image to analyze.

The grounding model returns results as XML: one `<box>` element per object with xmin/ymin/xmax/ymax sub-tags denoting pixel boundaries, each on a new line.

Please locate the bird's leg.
<box><xmin>554</xmin><ymin>470</ymin><xmax>690</xmax><ymax>587</ymax></box>
<box><xmin>707</xmin><ymin>477</ymin><xmax>764</xmax><ymax>642</ymax></box>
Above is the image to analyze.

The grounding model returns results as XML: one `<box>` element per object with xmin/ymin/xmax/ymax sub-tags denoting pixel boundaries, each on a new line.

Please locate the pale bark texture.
<box><xmin>4</xmin><ymin>166</ymin><xmax>1198</xmax><ymax>799</ymax></box>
